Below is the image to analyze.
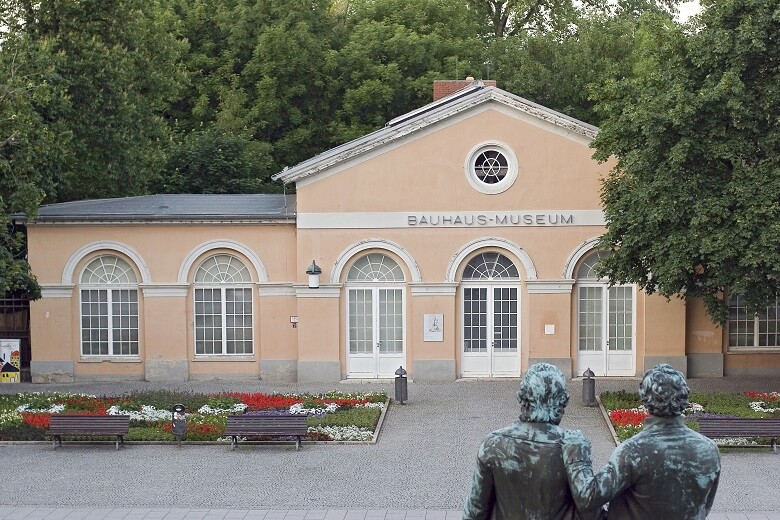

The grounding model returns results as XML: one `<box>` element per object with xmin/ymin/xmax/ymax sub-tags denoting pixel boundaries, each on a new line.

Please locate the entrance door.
<box><xmin>460</xmin><ymin>252</ymin><xmax>520</xmax><ymax>378</ymax></box>
<box><xmin>576</xmin><ymin>253</ymin><xmax>635</xmax><ymax>376</ymax></box>
<box><xmin>461</xmin><ymin>286</ymin><xmax>519</xmax><ymax>377</ymax></box>
<box><xmin>346</xmin><ymin>253</ymin><xmax>405</xmax><ymax>378</ymax></box>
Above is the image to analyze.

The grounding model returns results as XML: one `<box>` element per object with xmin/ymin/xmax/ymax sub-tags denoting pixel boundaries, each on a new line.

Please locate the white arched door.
<box><xmin>460</xmin><ymin>253</ymin><xmax>520</xmax><ymax>377</ymax></box>
<box><xmin>346</xmin><ymin>254</ymin><xmax>406</xmax><ymax>378</ymax></box>
<box><xmin>576</xmin><ymin>251</ymin><xmax>635</xmax><ymax>376</ymax></box>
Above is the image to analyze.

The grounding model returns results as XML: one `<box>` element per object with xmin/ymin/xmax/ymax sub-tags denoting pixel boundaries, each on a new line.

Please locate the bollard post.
<box><xmin>394</xmin><ymin>366</ymin><xmax>408</xmax><ymax>404</ymax></box>
<box><xmin>582</xmin><ymin>368</ymin><xmax>596</xmax><ymax>407</ymax></box>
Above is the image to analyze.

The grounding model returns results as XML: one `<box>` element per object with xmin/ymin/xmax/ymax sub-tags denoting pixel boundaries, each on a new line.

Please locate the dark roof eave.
<box><xmin>26</xmin><ymin>215</ymin><xmax>297</xmax><ymax>224</ymax></box>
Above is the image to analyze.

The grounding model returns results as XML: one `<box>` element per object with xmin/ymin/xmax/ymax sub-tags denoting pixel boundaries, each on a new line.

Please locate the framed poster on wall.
<box><xmin>0</xmin><ymin>339</ymin><xmax>21</xmax><ymax>383</ymax></box>
<box><xmin>424</xmin><ymin>314</ymin><xmax>443</xmax><ymax>342</ymax></box>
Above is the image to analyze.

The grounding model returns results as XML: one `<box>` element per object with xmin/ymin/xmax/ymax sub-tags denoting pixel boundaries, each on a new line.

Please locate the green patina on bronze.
<box><xmin>464</xmin><ymin>363</ymin><xmax>597</xmax><ymax>520</ymax></box>
<box><xmin>563</xmin><ymin>364</ymin><xmax>722</xmax><ymax>519</ymax></box>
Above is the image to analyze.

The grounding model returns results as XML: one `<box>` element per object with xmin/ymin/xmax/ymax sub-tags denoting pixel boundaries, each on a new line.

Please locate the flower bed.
<box><xmin>0</xmin><ymin>390</ymin><xmax>388</xmax><ymax>443</ymax></box>
<box><xmin>600</xmin><ymin>389</ymin><xmax>780</xmax><ymax>444</ymax></box>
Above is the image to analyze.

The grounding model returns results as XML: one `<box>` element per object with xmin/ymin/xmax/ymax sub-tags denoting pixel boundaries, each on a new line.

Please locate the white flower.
<box><xmin>307</xmin><ymin>425</ymin><xmax>374</xmax><ymax>441</ymax></box>
<box><xmin>198</xmin><ymin>403</ymin><xmax>248</xmax><ymax>415</ymax></box>
<box><xmin>289</xmin><ymin>403</ymin><xmax>339</xmax><ymax>415</ymax></box>
<box><xmin>108</xmin><ymin>404</ymin><xmax>172</xmax><ymax>422</ymax></box>
<box><xmin>17</xmin><ymin>403</ymin><xmax>65</xmax><ymax>414</ymax></box>
<box><xmin>355</xmin><ymin>402</ymin><xmax>385</xmax><ymax>409</ymax></box>
<box><xmin>749</xmin><ymin>401</ymin><xmax>780</xmax><ymax>414</ymax></box>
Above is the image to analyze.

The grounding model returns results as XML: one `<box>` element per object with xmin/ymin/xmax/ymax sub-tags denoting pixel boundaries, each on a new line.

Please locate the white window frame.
<box><xmin>79</xmin><ymin>256</ymin><xmax>139</xmax><ymax>358</ymax></box>
<box><xmin>727</xmin><ymin>294</ymin><xmax>780</xmax><ymax>352</ymax></box>
<box><xmin>464</xmin><ymin>141</ymin><xmax>519</xmax><ymax>195</ymax></box>
<box><xmin>193</xmin><ymin>254</ymin><xmax>254</xmax><ymax>357</ymax></box>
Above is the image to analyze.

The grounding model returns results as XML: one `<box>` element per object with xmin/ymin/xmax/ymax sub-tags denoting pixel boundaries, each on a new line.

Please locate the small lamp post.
<box><xmin>582</xmin><ymin>368</ymin><xmax>596</xmax><ymax>407</ymax></box>
<box><xmin>394</xmin><ymin>366</ymin><xmax>408</xmax><ymax>404</ymax></box>
<box><xmin>306</xmin><ymin>260</ymin><xmax>321</xmax><ymax>289</ymax></box>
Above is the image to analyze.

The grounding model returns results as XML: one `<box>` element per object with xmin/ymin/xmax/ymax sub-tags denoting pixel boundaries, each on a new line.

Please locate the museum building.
<box><xmin>21</xmin><ymin>80</ymin><xmax>779</xmax><ymax>383</ymax></box>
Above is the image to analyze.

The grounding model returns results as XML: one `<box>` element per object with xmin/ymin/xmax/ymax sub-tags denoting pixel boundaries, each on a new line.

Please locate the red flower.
<box><xmin>744</xmin><ymin>391</ymin><xmax>779</xmax><ymax>402</ymax></box>
<box><xmin>609</xmin><ymin>408</ymin><xmax>649</xmax><ymax>427</ymax></box>
<box><xmin>21</xmin><ymin>412</ymin><xmax>50</xmax><ymax>429</ymax></box>
<box><xmin>228</xmin><ymin>392</ymin><xmax>301</xmax><ymax>409</ymax></box>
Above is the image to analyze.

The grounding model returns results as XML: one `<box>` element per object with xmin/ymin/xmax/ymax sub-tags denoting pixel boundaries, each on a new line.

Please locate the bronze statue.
<box><xmin>562</xmin><ymin>363</ymin><xmax>721</xmax><ymax>519</ymax></box>
<box><xmin>464</xmin><ymin>363</ymin><xmax>592</xmax><ymax>520</ymax></box>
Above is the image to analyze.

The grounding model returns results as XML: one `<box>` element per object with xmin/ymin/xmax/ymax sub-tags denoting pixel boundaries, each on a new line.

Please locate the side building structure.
<box><xmin>20</xmin><ymin>81</ymin><xmax>777</xmax><ymax>382</ymax></box>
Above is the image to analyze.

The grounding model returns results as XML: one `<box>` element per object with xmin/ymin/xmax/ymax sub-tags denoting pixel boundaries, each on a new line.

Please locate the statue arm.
<box><xmin>463</xmin><ymin>455</ymin><xmax>496</xmax><ymax>520</ymax></box>
<box><xmin>703</xmin><ymin>467</ymin><xmax>720</xmax><ymax>515</ymax></box>
<box><xmin>562</xmin><ymin>433</ymin><xmax>631</xmax><ymax>512</ymax></box>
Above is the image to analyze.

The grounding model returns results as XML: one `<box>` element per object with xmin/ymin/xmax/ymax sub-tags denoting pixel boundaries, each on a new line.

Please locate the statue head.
<box><xmin>639</xmin><ymin>363</ymin><xmax>689</xmax><ymax>417</ymax></box>
<box><xmin>517</xmin><ymin>363</ymin><xmax>570</xmax><ymax>424</ymax></box>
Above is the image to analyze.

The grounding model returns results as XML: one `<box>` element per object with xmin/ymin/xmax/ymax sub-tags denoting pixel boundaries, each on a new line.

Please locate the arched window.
<box><xmin>194</xmin><ymin>254</ymin><xmax>253</xmax><ymax>355</ymax></box>
<box><xmin>576</xmin><ymin>250</ymin><xmax>609</xmax><ymax>280</ymax></box>
<box><xmin>80</xmin><ymin>256</ymin><xmax>139</xmax><ymax>356</ymax></box>
<box><xmin>347</xmin><ymin>253</ymin><xmax>404</xmax><ymax>282</ymax></box>
<box><xmin>462</xmin><ymin>252</ymin><xmax>519</xmax><ymax>280</ymax></box>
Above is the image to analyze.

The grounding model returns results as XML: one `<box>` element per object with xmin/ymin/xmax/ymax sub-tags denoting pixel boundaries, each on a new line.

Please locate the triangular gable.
<box><xmin>272</xmin><ymin>83</ymin><xmax>598</xmax><ymax>185</ymax></box>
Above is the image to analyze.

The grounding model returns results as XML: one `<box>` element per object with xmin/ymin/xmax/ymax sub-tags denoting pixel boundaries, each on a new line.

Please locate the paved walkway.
<box><xmin>0</xmin><ymin>376</ymin><xmax>778</xmax><ymax>518</ymax></box>
<box><xmin>0</xmin><ymin>507</ymin><xmax>778</xmax><ymax>520</ymax></box>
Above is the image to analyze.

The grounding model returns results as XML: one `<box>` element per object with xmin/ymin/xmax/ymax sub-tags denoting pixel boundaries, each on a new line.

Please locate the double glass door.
<box><xmin>347</xmin><ymin>287</ymin><xmax>404</xmax><ymax>378</ymax></box>
<box><xmin>461</xmin><ymin>286</ymin><xmax>519</xmax><ymax>377</ymax></box>
<box><xmin>577</xmin><ymin>285</ymin><xmax>634</xmax><ymax>376</ymax></box>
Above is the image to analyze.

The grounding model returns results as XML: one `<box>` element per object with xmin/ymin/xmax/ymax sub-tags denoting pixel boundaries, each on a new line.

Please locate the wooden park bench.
<box><xmin>224</xmin><ymin>415</ymin><xmax>308</xmax><ymax>451</ymax></box>
<box><xmin>48</xmin><ymin>415</ymin><xmax>131</xmax><ymax>451</ymax></box>
<box><xmin>697</xmin><ymin>417</ymin><xmax>780</xmax><ymax>453</ymax></box>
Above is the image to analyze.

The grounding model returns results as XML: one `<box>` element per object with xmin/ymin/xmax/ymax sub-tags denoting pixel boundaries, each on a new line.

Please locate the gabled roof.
<box><xmin>20</xmin><ymin>194</ymin><xmax>296</xmax><ymax>223</ymax></box>
<box><xmin>273</xmin><ymin>82</ymin><xmax>598</xmax><ymax>185</ymax></box>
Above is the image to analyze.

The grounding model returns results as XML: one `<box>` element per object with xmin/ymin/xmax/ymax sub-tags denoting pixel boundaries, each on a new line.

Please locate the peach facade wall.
<box><xmin>28</xmin><ymin>222</ymin><xmax>298</xmax><ymax>381</ymax></box>
<box><xmin>296</xmin><ymin>108</ymin><xmax>603</xmax><ymax>214</ymax></box>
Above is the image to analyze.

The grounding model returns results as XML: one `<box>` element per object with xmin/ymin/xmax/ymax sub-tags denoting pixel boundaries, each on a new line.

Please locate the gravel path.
<box><xmin>0</xmin><ymin>376</ymin><xmax>777</xmax><ymax>511</ymax></box>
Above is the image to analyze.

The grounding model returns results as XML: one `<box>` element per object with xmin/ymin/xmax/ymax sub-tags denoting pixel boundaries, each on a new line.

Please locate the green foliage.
<box><xmin>600</xmin><ymin>390</ymin><xmax>641</xmax><ymax>410</ymax></box>
<box><xmin>205</xmin><ymin>394</ymin><xmax>242</xmax><ymax>409</ymax></box>
<box><xmin>0</xmin><ymin>423</ymin><xmax>47</xmax><ymax>441</ymax></box>
<box><xmin>307</xmin><ymin>407</ymin><xmax>381</xmax><ymax>430</ymax></box>
<box><xmin>125</xmin><ymin>427</ymin><xmax>174</xmax><ymax>442</ymax></box>
<box><xmin>125</xmin><ymin>390</ymin><xmax>211</xmax><ymax>412</ymax></box>
<box><xmin>690</xmin><ymin>392</ymin><xmax>769</xmax><ymax>418</ymax></box>
<box><xmin>615</xmin><ymin>424</ymin><xmax>643</xmax><ymax>442</ymax></box>
<box><xmin>592</xmin><ymin>0</ymin><xmax>780</xmax><ymax>324</ymax></box>
<box><xmin>155</xmin><ymin>127</ymin><xmax>275</xmax><ymax>194</ymax></box>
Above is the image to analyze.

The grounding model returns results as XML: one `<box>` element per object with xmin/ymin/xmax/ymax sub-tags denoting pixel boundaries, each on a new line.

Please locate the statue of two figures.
<box><xmin>464</xmin><ymin>363</ymin><xmax>721</xmax><ymax>520</ymax></box>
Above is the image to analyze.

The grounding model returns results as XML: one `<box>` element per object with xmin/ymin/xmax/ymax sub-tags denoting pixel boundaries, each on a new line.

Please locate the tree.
<box><xmin>0</xmin><ymin>28</ymin><xmax>69</xmax><ymax>299</ymax></box>
<box><xmin>486</xmin><ymin>0</ymin><xmax>685</xmax><ymax>125</ymax></box>
<box><xmin>592</xmin><ymin>0</ymin><xmax>780</xmax><ymax>324</ymax></box>
<box><xmin>11</xmin><ymin>0</ymin><xmax>188</xmax><ymax>202</ymax></box>
<box><xmin>154</xmin><ymin>127</ymin><xmax>275</xmax><ymax>194</ymax></box>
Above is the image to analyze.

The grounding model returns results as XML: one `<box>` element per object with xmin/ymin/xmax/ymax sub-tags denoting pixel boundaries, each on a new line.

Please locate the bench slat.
<box><xmin>697</xmin><ymin>418</ymin><xmax>780</xmax><ymax>452</ymax></box>
<box><xmin>47</xmin><ymin>415</ymin><xmax>131</xmax><ymax>450</ymax></box>
<box><xmin>224</xmin><ymin>415</ymin><xmax>308</xmax><ymax>451</ymax></box>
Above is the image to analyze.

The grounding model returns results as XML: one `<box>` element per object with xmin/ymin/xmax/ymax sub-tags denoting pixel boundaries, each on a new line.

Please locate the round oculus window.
<box><xmin>465</xmin><ymin>143</ymin><xmax>518</xmax><ymax>194</ymax></box>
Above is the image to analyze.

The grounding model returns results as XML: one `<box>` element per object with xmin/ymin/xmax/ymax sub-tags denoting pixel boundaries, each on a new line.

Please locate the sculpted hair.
<box><xmin>517</xmin><ymin>363</ymin><xmax>570</xmax><ymax>424</ymax></box>
<box><xmin>639</xmin><ymin>364</ymin><xmax>689</xmax><ymax>417</ymax></box>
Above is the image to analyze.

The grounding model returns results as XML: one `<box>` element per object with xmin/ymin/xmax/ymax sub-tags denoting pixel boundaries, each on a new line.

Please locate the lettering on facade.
<box><xmin>407</xmin><ymin>213</ymin><xmax>575</xmax><ymax>227</ymax></box>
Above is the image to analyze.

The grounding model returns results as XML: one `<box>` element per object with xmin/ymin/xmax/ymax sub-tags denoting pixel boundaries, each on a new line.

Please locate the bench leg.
<box><xmin>772</xmin><ymin>438</ymin><xmax>777</xmax><ymax>454</ymax></box>
<box><xmin>296</xmin><ymin>436</ymin><xmax>301</xmax><ymax>451</ymax></box>
<box><xmin>115</xmin><ymin>436</ymin><xmax>120</xmax><ymax>451</ymax></box>
<box><xmin>231</xmin><ymin>436</ymin><xmax>237</xmax><ymax>451</ymax></box>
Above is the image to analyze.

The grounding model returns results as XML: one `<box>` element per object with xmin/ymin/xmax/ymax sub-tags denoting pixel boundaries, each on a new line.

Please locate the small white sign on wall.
<box><xmin>424</xmin><ymin>314</ymin><xmax>443</xmax><ymax>342</ymax></box>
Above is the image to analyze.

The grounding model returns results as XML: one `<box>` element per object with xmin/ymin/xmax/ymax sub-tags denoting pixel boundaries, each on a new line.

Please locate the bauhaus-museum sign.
<box><xmin>297</xmin><ymin>210</ymin><xmax>606</xmax><ymax>229</ymax></box>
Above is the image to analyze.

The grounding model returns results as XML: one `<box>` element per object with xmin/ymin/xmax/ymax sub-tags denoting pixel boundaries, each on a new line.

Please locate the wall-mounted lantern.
<box><xmin>306</xmin><ymin>260</ymin><xmax>322</xmax><ymax>289</ymax></box>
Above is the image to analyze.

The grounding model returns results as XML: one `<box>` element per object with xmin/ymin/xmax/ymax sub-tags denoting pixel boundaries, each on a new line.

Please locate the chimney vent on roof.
<box><xmin>432</xmin><ymin>77</ymin><xmax>496</xmax><ymax>101</ymax></box>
